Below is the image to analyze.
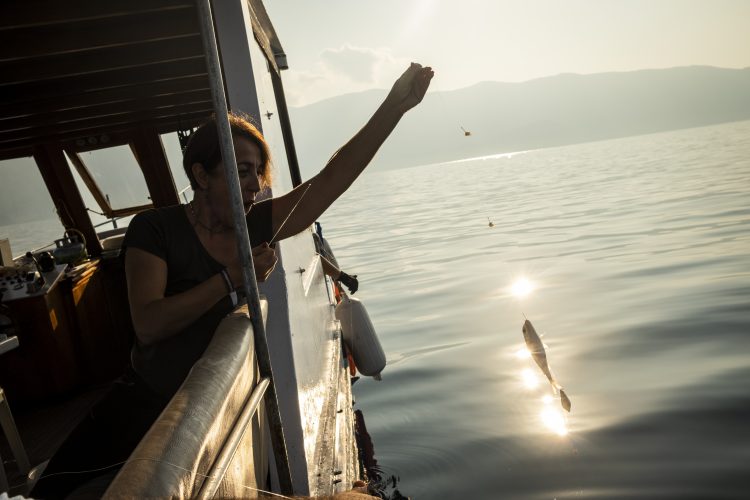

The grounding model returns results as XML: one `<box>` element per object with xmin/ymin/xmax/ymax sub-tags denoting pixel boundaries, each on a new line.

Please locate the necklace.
<box><xmin>188</xmin><ymin>201</ymin><xmax>230</xmax><ymax>235</ymax></box>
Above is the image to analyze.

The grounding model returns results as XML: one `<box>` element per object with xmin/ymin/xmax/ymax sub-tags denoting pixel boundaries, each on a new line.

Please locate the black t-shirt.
<box><xmin>122</xmin><ymin>201</ymin><xmax>272</xmax><ymax>397</ymax></box>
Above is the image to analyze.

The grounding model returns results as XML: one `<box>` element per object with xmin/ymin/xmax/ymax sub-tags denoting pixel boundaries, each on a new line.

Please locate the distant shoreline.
<box><xmin>375</xmin><ymin>118</ymin><xmax>750</xmax><ymax>173</ymax></box>
<box><xmin>290</xmin><ymin>66</ymin><xmax>750</xmax><ymax>177</ymax></box>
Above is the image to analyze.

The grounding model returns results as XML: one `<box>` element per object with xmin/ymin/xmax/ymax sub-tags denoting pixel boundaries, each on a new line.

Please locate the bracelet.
<box><xmin>219</xmin><ymin>269</ymin><xmax>239</xmax><ymax>307</ymax></box>
<box><xmin>219</xmin><ymin>268</ymin><xmax>233</xmax><ymax>293</ymax></box>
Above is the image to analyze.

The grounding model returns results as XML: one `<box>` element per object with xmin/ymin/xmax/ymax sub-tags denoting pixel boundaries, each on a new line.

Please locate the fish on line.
<box><xmin>522</xmin><ymin>318</ymin><xmax>571</xmax><ymax>412</ymax></box>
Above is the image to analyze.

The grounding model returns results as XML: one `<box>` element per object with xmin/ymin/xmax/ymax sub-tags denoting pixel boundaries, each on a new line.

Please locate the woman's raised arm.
<box><xmin>269</xmin><ymin>63</ymin><xmax>434</xmax><ymax>241</ymax></box>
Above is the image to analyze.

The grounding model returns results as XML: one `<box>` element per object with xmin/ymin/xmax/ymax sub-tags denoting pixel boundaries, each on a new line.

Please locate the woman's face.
<box><xmin>204</xmin><ymin>136</ymin><xmax>264</xmax><ymax>221</ymax></box>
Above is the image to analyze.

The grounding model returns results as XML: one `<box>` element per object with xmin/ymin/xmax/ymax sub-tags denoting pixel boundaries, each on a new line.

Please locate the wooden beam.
<box><xmin>5</xmin><ymin>91</ymin><xmax>212</xmax><ymax>132</ymax></box>
<box><xmin>130</xmin><ymin>128</ymin><xmax>180</xmax><ymax>208</ymax></box>
<box><xmin>32</xmin><ymin>144</ymin><xmax>102</xmax><ymax>257</ymax></box>
<box><xmin>0</xmin><ymin>104</ymin><xmax>214</xmax><ymax>145</ymax></box>
<box><xmin>0</xmin><ymin>7</ymin><xmax>199</xmax><ymax>62</ymax></box>
<box><xmin>3</xmin><ymin>57</ymin><xmax>208</xmax><ymax>105</ymax></box>
<box><xmin>0</xmin><ymin>146</ymin><xmax>31</xmax><ymax>161</ymax></box>
<box><xmin>0</xmin><ymin>36</ymin><xmax>204</xmax><ymax>87</ymax></box>
<box><xmin>0</xmin><ymin>112</ymin><xmax>210</xmax><ymax>157</ymax></box>
<box><xmin>2</xmin><ymin>0</ymin><xmax>193</xmax><ymax>30</ymax></box>
<box><xmin>0</xmin><ymin>75</ymin><xmax>210</xmax><ymax>120</ymax></box>
<box><xmin>61</xmin><ymin>124</ymin><xmax>190</xmax><ymax>154</ymax></box>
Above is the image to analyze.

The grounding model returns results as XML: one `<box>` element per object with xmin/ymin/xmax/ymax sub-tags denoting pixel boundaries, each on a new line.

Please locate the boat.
<box><xmin>0</xmin><ymin>0</ymin><xmax>364</xmax><ymax>497</ymax></box>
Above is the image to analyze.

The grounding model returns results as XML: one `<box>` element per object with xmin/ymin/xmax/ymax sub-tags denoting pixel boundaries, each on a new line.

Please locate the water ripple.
<box><xmin>318</xmin><ymin>121</ymin><xmax>750</xmax><ymax>499</ymax></box>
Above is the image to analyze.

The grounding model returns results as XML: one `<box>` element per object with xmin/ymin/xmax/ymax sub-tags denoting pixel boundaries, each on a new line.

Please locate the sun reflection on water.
<box><xmin>510</xmin><ymin>277</ymin><xmax>535</xmax><ymax>298</ymax></box>
<box><xmin>521</xmin><ymin>368</ymin><xmax>539</xmax><ymax>389</ymax></box>
<box><xmin>540</xmin><ymin>407</ymin><xmax>569</xmax><ymax>436</ymax></box>
<box><xmin>515</xmin><ymin>347</ymin><xmax>531</xmax><ymax>359</ymax></box>
<box><xmin>514</xmin><ymin>343</ymin><xmax>571</xmax><ymax>438</ymax></box>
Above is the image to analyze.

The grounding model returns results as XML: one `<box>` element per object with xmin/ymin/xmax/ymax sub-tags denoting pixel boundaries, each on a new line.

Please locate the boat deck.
<box><xmin>1</xmin><ymin>384</ymin><xmax>109</xmax><ymax>496</ymax></box>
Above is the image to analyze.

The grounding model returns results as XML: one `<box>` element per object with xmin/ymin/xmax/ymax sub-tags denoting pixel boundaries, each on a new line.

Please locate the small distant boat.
<box><xmin>461</xmin><ymin>126</ymin><xmax>471</xmax><ymax>136</ymax></box>
<box><xmin>488</xmin><ymin>217</ymin><xmax>494</xmax><ymax>228</ymax></box>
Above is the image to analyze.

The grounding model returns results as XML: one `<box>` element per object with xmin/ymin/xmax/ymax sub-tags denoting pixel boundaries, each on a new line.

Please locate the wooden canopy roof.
<box><xmin>0</xmin><ymin>0</ymin><xmax>220</xmax><ymax>161</ymax></box>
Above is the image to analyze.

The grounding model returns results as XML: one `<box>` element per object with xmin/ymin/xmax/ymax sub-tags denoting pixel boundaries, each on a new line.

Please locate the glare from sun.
<box><xmin>515</xmin><ymin>348</ymin><xmax>531</xmax><ymax>359</ymax></box>
<box><xmin>521</xmin><ymin>368</ymin><xmax>539</xmax><ymax>389</ymax></box>
<box><xmin>510</xmin><ymin>277</ymin><xmax>535</xmax><ymax>298</ymax></box>
<box><xmin>540</xmin><ymin>408</ymin><xmax>568</xmax><ymax>436</ymax></box>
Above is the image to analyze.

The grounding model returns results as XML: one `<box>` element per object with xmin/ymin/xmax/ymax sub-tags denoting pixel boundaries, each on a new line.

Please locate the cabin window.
<box><xmin>70</xmin><ymin>146</ymin><xmax>151</xmax><ymax>212</ymax></box>
<box><xmin>0</xmin><ymin>157</ymin><xmax>66</xmax><ymax>256</ymax></box>
<box><xmin>64</xmin><ymin>153</ymin><xmax>129</xmax><ymax>229</ymax></box>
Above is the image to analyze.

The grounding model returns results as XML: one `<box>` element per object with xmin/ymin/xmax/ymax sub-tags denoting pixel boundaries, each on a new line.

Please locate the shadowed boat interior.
<box><xmin>0</xmin><ymin>0</ymin><xmax>211</xmax><ymax>160</ymax></box>
<box><xmin>105</xmin><ymin>302</ymin><xmax>269</xmax><ymax>498</ymax></box>
<box><xmin>0</xmin><ymin>2</ymin><xmax>339</xmax><ymax>496</ymax></box>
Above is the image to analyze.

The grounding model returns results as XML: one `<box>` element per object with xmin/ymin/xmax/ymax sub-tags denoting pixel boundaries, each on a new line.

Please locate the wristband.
<box><xmin>220</xmin><ymin>269</ymin><xmax>238</xmax><ymax>307</ymax></box>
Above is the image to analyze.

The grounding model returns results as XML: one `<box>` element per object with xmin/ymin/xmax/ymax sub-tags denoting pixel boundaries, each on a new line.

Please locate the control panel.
<box><xmin>0</xmin><ymin>265</ymin><xmax>65</xmax><ymax>302</ymax></box>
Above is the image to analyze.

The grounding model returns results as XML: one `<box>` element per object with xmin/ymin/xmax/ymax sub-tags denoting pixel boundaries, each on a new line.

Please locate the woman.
<box><xmin>32</xmin><ymin>63</ymin><xmax>433</xmax><ymax>498</ymax></box>
<box><xmin>125</xmin><ymin>62</ymin><xmax>432</xmax><ymax>397</ymax></box>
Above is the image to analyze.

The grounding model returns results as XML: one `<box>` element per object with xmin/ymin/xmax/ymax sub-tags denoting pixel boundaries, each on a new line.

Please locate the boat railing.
<box><xmin>104</xmin><ymin>301</ymin><xmax>270</xmax><ymax>498</ymax></box>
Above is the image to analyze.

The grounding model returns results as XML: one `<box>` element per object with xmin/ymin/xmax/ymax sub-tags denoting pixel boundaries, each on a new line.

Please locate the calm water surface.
<box><xmin>2</xmin><ymin>122</ymin><xmax>747</xmax><ymax>499</ymax></box>
<box><xmin>320</xmin><ymin>121</ymin><xmax>750</xmax><ymax>499</ymax></box>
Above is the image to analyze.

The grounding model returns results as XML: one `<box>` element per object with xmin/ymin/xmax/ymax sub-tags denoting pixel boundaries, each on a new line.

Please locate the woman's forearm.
<box><xmin>318</xmin><ymin>101</ymin><xmax>403</xmax><ymax>188</ymax></box>
<box><xmin>270</xmin><ymin>64</ymin><xmax>432</xmax><ymax>241</ymax></box>
<box><xmin>134</xmin><ymin>273</ymin><xmax>228</xmax><ymax>345</ymax></box>
<box><xmin>273</xmin><ymin>102</ymin><xmax>403</xmax><ymax>239</ymax></box>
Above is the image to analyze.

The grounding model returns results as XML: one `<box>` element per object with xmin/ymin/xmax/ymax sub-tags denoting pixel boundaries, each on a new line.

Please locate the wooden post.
<box><xmin>33</xmin><ymin>144</ymin><xmax>102</xmax><ymax>257</ymax></box>
<box><xmin>130</xmin><ymin>128</ymin><xmax>180</xmax><ymax>208</ymax></box>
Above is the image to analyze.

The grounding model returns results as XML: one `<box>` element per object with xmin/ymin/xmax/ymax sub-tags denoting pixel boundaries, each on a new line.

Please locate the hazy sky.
<box><xmin>264</xmin><ymin>0</ymin><xmax>750</xmax><ymax>106</ymax></box>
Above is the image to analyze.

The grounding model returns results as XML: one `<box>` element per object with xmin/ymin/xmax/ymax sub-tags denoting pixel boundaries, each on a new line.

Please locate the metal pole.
<box><xmin>194</xmin><ymin>0</ymin><xmax>294</xmax><ymax>494</ymax></box>
<box><xmin>270</xmin><ymin>71</ymin><xmax>303</xmax><ymax>187</ymax></box>
<box><xmin>197</xmin><ymin>377</ymin><xmax>270</xmax><ymax>499</ymax></box>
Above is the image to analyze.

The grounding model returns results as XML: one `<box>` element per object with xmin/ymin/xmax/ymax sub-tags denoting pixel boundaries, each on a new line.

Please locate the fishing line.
<box><xmin>34</xmin><ymin>460</ymin><xmax>127</xmax><ymax>479</ymax></box>
<box><xmin>30</xmin><ymin>457</ymin><xmax>296</xmax><ymax>499</ymax></box>
<box><xmin>432</xmin><ymin>81</ymin><xmax>469</xmax><ymax>136</ymax></box>
<box><xmin>126</xmin><ymin>458</ymin><xmax>295</xmax><ymax>499</ymax></box>
<box><xmin>269</xmin><ymin>183</ymin><xmax>312</xmax><ymax>244</ymax></box>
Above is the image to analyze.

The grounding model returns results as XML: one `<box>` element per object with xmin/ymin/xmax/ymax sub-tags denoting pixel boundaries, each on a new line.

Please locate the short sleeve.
<box><xmin>122</xmin><ymin>210</ymin><xmax>168</xmax><ymax>261</ymax></box>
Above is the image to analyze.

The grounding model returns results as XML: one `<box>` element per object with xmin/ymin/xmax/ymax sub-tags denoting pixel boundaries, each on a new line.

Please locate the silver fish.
<box><xmin>522</xmin><ymin>319</ymin><xmax>571</xmax><ymax>412</ymax></box>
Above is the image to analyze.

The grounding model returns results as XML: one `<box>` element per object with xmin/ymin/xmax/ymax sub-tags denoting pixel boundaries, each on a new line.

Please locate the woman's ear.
<box><xmin>191</xmin><ymin>162</ymin><xmax>209</xmax><ymax>190</ymax></box>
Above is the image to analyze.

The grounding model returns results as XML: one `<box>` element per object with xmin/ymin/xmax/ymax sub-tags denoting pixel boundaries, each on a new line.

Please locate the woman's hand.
<box><xmin>268</xmin><ymin>64</ymin><xmax>433</xmax><ymax>243</ymax></box>
<box><xmin>384</xmin><ymin>62</ymin><xmax>434</xmax><ymax>114</ymax></box>
<box><xmin>252</xmin><ymin>242</ymin><xmax>277</xmax><ymax>282</ymax></box>
<box><xmin>228</xmin><ymin>242</ymin><xmax>277</xmax><ymax>286</ymax></box>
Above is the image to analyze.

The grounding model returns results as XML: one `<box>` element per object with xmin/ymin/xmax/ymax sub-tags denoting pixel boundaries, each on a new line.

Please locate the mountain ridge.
<box><xmin>2</xmin><ymin>66</ymin><xmax>749</xmax><ymax>225</ymax></box>
<box><xmin>288</xmin><ymin>65</ymin><xmax>750</xmax><ymax>177</ymax></box>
